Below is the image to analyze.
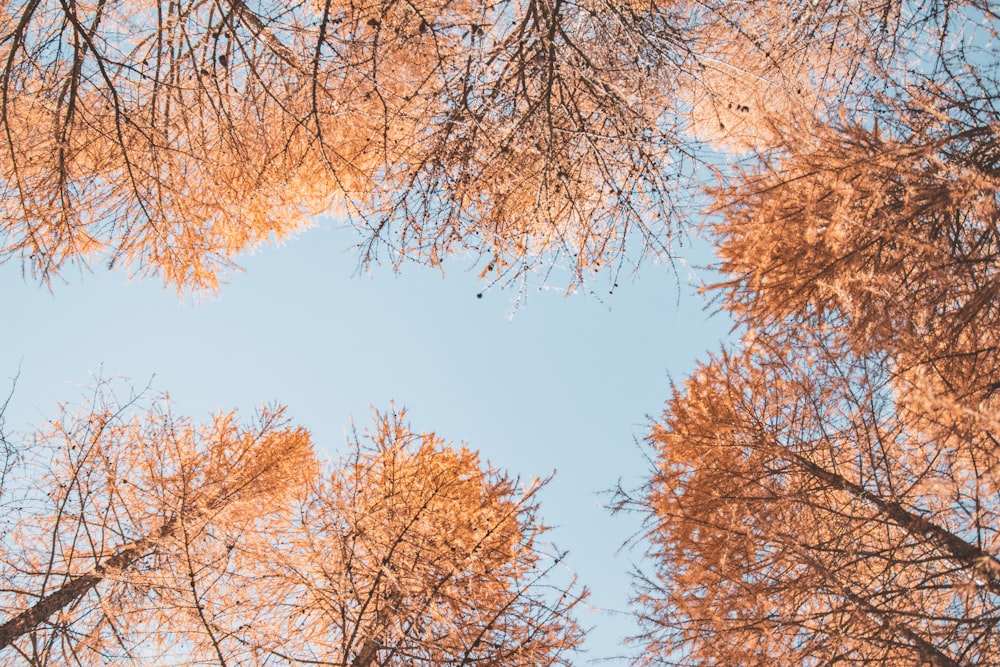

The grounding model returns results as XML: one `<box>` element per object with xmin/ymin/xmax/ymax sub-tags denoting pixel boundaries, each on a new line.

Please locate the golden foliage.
<box><xmin>631</xmin><ymin>37</ymin><xmax>1000</xmax><ymax>663</ymax></box>
<box><xmin>0</xmin><ymin>0</ymin><xmax>676</xmax><ymax>291</ymax></box>
<box><xmin>0</xmin><ymin>389</ymin><xmax>584</xmax><ymax>666</ymax></box>
<box><xmin>631</xmin><ymin>335</ymin><xmax>1000</xmax><ymax>665</ymax></box>
<box><xmin>221</xmin><ymin>408</ymin><xmax>587</xmax><ymax>666</ymax></box>
<box><xmin>1</xmin><ymin>0</ymin><xmax>972</xmax><ymax>291</ymax></box>
<box><xmin>0</xmin><ymin>382</ymin><xmax>316</xmax><ymax>664</ymax></box>
<box><xmin>710</xmin><ymin>95</ymin><xmax>1000</xmax><ymax>402</ymax></box>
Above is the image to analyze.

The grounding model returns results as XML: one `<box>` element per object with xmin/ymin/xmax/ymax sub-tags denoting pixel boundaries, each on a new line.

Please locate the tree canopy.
<box><xmin>2</xmin><ymin>0</ymin><xmax>987</xmax><ymax>291</ymax></box>
<box><xmin>0</xmin><ymin>385</ymin><xmax>584</xmax><ymax>665</ymax></box>
<box><xmin>630</xmin><ymin>332</ymin><xmax>1000</xmax><ymax>665</ymax></box>
<box><xmin>3</xmin><ymin>0</ymin><xmax>1000</xmax><ymax>664</ymax></box>
<box><xmin>623</xmin><ymin>4</ymin><xmax>1000</xmax><ymax>664</ymax></box>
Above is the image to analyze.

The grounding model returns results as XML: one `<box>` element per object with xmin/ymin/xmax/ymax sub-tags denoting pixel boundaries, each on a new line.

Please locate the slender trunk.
<box><xmin>803</xmin><ymin>552</ymin><xmax>967</xmax><ymax>667</ymax></box>
<box><xmin>349</xmin><ymin>585</ymin><xmax>400</xmax><ymax>666</ymax></box>
<box><xmin>351</xmin><ymin>638</ymin><xmax>380</xmax><ymax>667</ymax></box>
<box><xmin>788</xmin><ymin>450</ymin><xmax>1000</xmax><ymax>595</ymax></box>
<box><xmin>0</xmin><ymin>517</ymin><xmax>176</xmax><ymax>651</ymax></box>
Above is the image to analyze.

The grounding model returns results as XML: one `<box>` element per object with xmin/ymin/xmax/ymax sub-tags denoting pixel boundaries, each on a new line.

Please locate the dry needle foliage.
<box><xmin>0</xmin><ymin>0</ymin><xmax>676</xmax><ymax>291</ymax></box>
<box><xmin>0</xmin><ymin>387</ymin><xmax>584</xmax><ymax>666</ymax></box>
<box><xmin>622</xmin><ymin>13</ymin><xmax>1000</xmax><ymax>662</ymax></box>
<box><xmin>0</xmin><ymin>381</ymin><xmax>316</xmax><ymax>664</ymax></box>
<box><xmin>229</xmin><ymin>409</ymin><xmax>587</xmax><ymax>666</ymax></box>
<box><xmin>710</xmin><ymin>75</ymin><xmax>1000</xmax><ymax>404</ymax></box>
<box><xmin>0</xmin><ymin>0</ymin><xmax>981</xmax><ymax>291</ymax></box>
<box><xmin>625</xmin><ymin>333</ymin><xmax>1000</xmax><ymax>666</ymax></box>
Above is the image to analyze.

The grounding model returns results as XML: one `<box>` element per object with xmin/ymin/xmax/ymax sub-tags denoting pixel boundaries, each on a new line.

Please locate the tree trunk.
<box><xmin>0</xmin><ymin>516</ymin><xmax>177</xmax><ymax>651</ymax></box>
<box><xmin>788</xmin><ymin>449</ymin><xmax>1000</xmax><ymax>595</ymax></box>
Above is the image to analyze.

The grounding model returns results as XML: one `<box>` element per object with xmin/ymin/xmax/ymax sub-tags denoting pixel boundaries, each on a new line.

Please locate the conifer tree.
<box><xmin>0</xmin><ymin>0</ymin><xmax>978</xmax><ymax>290</ymax></box>
<box><xmin>627</xmin><ymin>333</ymin><xmax>1000</xmax><ymax>666</ymax></box>
<box><xmin>0</xmin><ymin>386</ymin><xmax>584</xmax><ymax>665</ymax></box>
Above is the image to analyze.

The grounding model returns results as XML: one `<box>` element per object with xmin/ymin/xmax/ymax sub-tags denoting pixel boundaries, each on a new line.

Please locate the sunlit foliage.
<box><xmin>624</xmin><ymin>5</ymin><xmax>1000</xmax><ymax>664</ymax></box>
<box><xmin>233</xmin><ymin>409</ymin><xmax>586</xmax><ymax>666</ymax></box>
<box><xmin>0</xmin><ymin>386</ymin><xmax>583</xmax><ymax>665</ymax></box>
<box><xmin>628</xmin><ymin>332</ymin><xmax>1000</xmax><ymax>666</ymax></box>
<box><xmin>1</xmin><ymin>0</ymin><xmax>983</xmax><ymax>291</ymax></box>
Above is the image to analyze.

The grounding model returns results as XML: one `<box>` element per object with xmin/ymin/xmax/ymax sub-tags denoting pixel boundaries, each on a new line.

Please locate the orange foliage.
<box><xmin>0</xmin><ymin>387</ymin><xmax>584</xmax><ymax>666</ymax></box>
<box><xmin>630</xmin><ymin>32</ymin><xmax>1000</xmax><ymax>662</ymax></box>
<box><xmin>630</xmin><ymin>335</ymin><xmax>1000</xmax><ymax>665</ymax></box>
<box><xmin>710</xmin><ymin>95</ymin><xmax>1000</xmax><ymax>404</ymax></box>
<box><xmin>2</xmin><ymin>0</ymin><xmax>969</xmax><ymax>291</ymax></box>
<box><xmin>222</xmin><ymin>408</ymin><xmax>587</xmax><ymax>666</ymax></box>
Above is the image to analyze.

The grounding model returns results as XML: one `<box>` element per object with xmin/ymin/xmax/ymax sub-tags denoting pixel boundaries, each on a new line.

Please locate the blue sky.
<box><xmin>2</xmin><ymin>221</ymin><xmax>731</xmax><ymax>663</ymax></box>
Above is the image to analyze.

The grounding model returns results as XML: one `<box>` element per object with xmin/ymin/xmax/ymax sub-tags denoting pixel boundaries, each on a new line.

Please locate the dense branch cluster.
<box><xmin>0</xmin><ymin>389</ymin><xmax>584</xmax><ymax>665</ymax></box>
<box><xmin>0</xmin><ymin>0</ymin><xmax>979</xmax><ymax>291</ymax></box>
<box><xmin>634</xmin><ymin>333</ymin><xmax>1000</xmax><ymax>665</ymax></box>
<box><xmin>625</xmin><ymin>4</ymin><xmax>1000</xmax><ymax>665</ymax></box>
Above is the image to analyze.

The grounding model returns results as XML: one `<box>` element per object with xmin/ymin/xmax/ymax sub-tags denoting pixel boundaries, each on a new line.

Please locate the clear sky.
<box><xmin>1</xmin><ymin>221</ymin><xmax>731</xmax><ymax>664</ymax></box>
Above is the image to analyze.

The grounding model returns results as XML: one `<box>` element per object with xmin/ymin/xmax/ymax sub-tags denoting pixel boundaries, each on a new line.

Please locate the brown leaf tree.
<box><xmin>627</xmin><ymin>25</ymin><xmax>1000</xmax><ymax>661</ymax></box>
<box><xmin>624</xmin><ymin>332</ymin><xmax>1000</xmax><ymax>666</ymax></box>
<box><xmin>175</xmin><ymin>408</ymin><xmax>588</xmax><ymax>666</ymax></box>
<box><xmin>0</xmin><ymin>387</ymin><xmax>585</xmax><ymax>665</ymax></box>
<box><xmin>0</xmin><ymin>0</ymin><xmax>978</xmax><ymax>292</ymax></box>
<box><xmin>707</xmin><ymin>27</ymin><xmax>1000</xmax><ymax>399</ymax></box>
<box><xmin>0</xmin><ymin>381</ymin><xmax>317</xmax><ymax>664</ymax></box>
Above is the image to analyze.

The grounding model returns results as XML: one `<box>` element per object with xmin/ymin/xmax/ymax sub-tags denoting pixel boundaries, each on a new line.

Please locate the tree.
<box><xmin>624</xmin><ymin>332</ymin><xmax>1000</xmax><ymax>666</ymax></box>
<box><xmin>0</xmin><ymin>381</ymin><xmax>317</xmax><ymax>664</ymax></box>
<box><xmin>708</xmin><ymin>77</ymin><xmax>1000</xmax><ymax>404</ymax></box>
<box><xmin>623</xmin><ymin>13</ymin><xmax>1000</xmax><ymax>660</ymax></box>
<box><xmin>213</xmin><ymin>409</ymin><xmax>586</xmax><ymax>666</ymax></box>
<box><xmin>0</xmin><ymin>385</ymin><xmax>584</xmax><ymax>665</ymax></box>
<box><xmin>0</xmin><ymin>0</ymin><xmax>979</xmax><ymax>292</ymax></box>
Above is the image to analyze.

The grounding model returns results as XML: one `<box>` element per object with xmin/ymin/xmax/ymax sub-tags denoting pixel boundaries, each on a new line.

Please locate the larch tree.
<box><xmin>0</xmin><ymin>0</ymin><xmax>977</xmax><ymax>292</ymax></box>
<box><xmin>206</xmin><ymin>409</ymin><xmax>586</xmax><ymax>666</ymax></box>
<box><xmin>625</xmin><ymin>332</ymin><xmax>1000</xmax><ymax>666</ymax></box>
<box><xmin>704</xmin><ymin>44</ymin><xmax>1000</xmax><ymax>489</ymax></box>
<box><xmin>709</xmin><ymin>79</ymin><xmax>1000</xmax><ymax>397</ymax></box>
<box><xmin>0</xmin><ymin>386</ymin><xmax>585</xmax><ymax>665</ymax></box>
<box><xmin>621</xmin><ymin>5</ymin><xmax>1000</xmax><ymax>664</ymax></box>
<box><xmin>0</xmin><ymin>381</ymin><xmax>318</xmax><ymax>664</ymax></box>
